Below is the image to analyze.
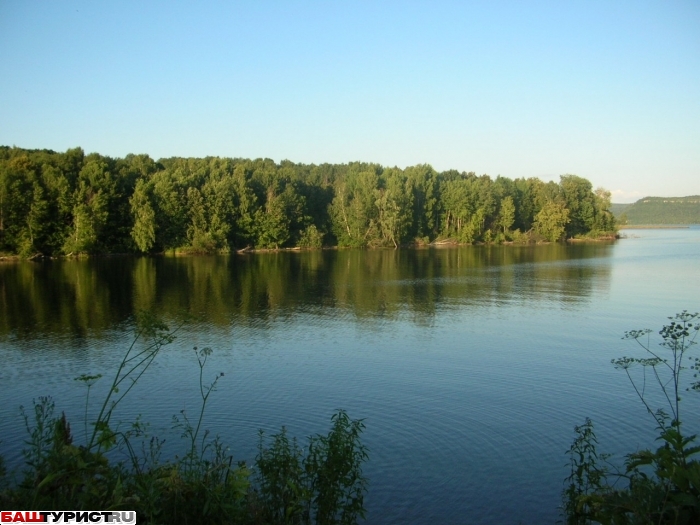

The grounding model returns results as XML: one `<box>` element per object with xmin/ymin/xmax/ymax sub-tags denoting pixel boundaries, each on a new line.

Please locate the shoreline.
<box><xmin>0</xmin><ymin>234</ymin><xmax>621</xmax><ymax>261</ymax></box>
<box><xmin>618</xmin><ymin>225</ymin><xmax>691</xmax><ymax>230</ymax></box>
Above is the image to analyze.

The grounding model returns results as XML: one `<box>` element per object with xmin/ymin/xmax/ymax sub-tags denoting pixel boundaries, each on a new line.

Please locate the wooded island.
<box><xmin>0</xmin><ymin>146</ymin><xmax>616</xmax><ymax>257</ymax></box>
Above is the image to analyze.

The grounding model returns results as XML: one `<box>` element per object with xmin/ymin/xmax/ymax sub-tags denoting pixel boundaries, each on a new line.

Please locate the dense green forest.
<box><xmin>613</xmin><ymin>196</ymin><xmax>700</xmax><ymax>225</ymax></box>
<box><xmin>0</xmin><ymin>146</ymin><xmax>615</xmax><ymax>256</ymax></box>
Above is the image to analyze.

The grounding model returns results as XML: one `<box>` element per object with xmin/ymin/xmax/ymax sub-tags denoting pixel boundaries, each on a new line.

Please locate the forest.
<box><xmin>0</xmin><ymin>146</ymin><xmax>616</xmax><ymax>256</ymax></box>
<box><xmin>613</xmin><ymin>195</ymin><xmax>700</xmax><ymax>225</ymax></box>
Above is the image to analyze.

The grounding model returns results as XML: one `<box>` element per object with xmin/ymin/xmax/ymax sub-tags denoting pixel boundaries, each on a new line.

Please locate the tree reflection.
<box><xmin>0</xmin><ymin>244</ymin><xmax>614</xmax><ymax>340</ymax></box>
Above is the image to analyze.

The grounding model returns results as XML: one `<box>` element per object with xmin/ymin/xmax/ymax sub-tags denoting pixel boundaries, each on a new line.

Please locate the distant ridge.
<box><xmin>612</xmin><ymin>195</ymin><xmax>700</xmax><ymax>225</ymax></box>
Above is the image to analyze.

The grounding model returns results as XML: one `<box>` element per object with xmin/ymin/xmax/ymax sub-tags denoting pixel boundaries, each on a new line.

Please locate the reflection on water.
<box><xmin>0</xmin><ymin>243</ymin><xmax>614</xmax><ymax>339</ymax></box>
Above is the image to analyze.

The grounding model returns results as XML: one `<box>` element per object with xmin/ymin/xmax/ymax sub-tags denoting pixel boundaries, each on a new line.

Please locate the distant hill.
<box><xmin>610</xmin><ymin>203</ymin><xmax>631</xmax><ymax>217</ymax></box>
<box><xmin>611</xmin><ymin>196</ymin><xmax>700</xmax><ymax>225</ymax></box>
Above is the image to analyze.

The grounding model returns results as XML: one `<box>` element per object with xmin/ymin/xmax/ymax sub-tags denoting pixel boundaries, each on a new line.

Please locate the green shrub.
<box><xmin>298</xmin><ymin>225</ymin><xmax>325</xmax><ymax>249</ymax></box>
<box><xmin>252</xmin><ymin>411</ymin><xmax>369</xmax><ymax>525</ymax></box>
<box><xmin>0</xmin><ymin>314</ymin><xmax>368</xmax><ymax>525</ymax></box>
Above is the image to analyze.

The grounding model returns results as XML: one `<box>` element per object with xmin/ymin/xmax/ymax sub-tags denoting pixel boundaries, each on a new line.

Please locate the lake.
<box><xmin>1</xmin><ymin>227</ymin><xmax>699</xmax><ymax>524</ymax></box>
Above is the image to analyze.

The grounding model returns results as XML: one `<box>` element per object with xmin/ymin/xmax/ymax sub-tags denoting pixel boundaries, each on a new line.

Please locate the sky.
<box><xmin>1</xmin><ymin>1</ymin><xmax>698</xmax><ymax>202</ymax></box>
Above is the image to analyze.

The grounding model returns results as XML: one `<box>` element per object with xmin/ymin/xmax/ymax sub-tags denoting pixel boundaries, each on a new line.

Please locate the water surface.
<box><xmin>1</xmin><ymin>229</ymin><xmax>699</xmax><ymax>524</ymax></box>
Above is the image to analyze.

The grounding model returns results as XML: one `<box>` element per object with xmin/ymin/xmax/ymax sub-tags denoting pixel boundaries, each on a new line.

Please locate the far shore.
<box><xmin>618</xmin><ymin>225</ymin><xmax>691</xmax><ymax>229</ymax></box>
<box><xmin>0</xmin><ymin>236</ymin><xmax>620</xmax><ymax>262</ymax></box>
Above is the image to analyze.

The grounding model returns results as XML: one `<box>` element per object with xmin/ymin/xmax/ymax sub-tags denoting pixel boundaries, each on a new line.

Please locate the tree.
<box><xmin>151</xmin><ymin>170</ymin><xmax>188</xmax><ymax>250</ymax></box>
<box><xmin>440</xmin><ymin>177</ymin><xmax>472</xmax><ymax>240</ymax></box>
<box><xmin>186</xmin><ymin>186</ymin><xmax>217</xmax><ymax>253</ymax></box>
<box><xmin>439</xmin><ymin>174</ymin><xmax>487</xmax><ymax>243</ymax></box>
<box><xmin>63</xmin><ymin>185</ymin><xmax>108</xmax><ymax>254</ymax></box>
<box><xmin>130</xmin><ymin>179</ymin><xmax>156</xmax><ymax>253</ymax></box>
<box><xmin>497</xmin><ymin>196</ymin><xmax>515</xmax><ymax>234</ymax></box>
<box><xmin>230</xmin><ymin>163</ymin><xmax>259</xmax><ymax>248</ymax></box>
<box><xmin>40</xmin><ymin>164</ymin><xmax>74</xmax><ymax>253</ymax></box>
<box><xmin>560</xmin><ymin>175</ymin><xmax>595</xmax><ymax>237</ymax></box>
<box><xmin>512</xmin><ymin>177</ymin><xmax>542</xmax><ymax>232</ymax></box>
<box><xmin>19</xmin><ymin>182</ymin><xmax>50</xmax><ymax>256</ymax></box>
<box><xmin>375</xmin><ymin>168</ymin><xmax>413</xmax><ymax>247</ymax></box>
<box><xmin>255</xmin><ymin>189</ymin><xmax>290</xmax><ymax>249</ymax></box>
<box><xmin>329</xmin><ymin>167</ymin><xmax>381</xmax><ymax>247</ymax></box>
<box><xmin>405</xmin><ymin>164</ymin><xmax>439</xmax><ymax>240</ymax></box>
<box><xmin>63</xmin><ymin>160</ymin><xmax>112</xmax><ymax>254</ymax></box>
<box><xmin>533</xmin><ymin>200</ymin><xmax>570</xmax><ymax>242</ymax></box>
<box><xmin>592</xmin><ymin>187</ymin><xmax>615</xmax><ymax>233</ymax></box>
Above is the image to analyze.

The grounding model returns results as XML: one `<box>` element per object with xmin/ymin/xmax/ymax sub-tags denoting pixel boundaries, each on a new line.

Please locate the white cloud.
<box><xmin>610</xmin><ymin>189</ymin><xmax>645</xmax><ymax>203</ymax></box>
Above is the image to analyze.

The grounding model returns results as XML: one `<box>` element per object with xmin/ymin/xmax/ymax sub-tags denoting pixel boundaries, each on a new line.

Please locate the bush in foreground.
<box><xmin>0</xmin><ymin>314</ymin><xmax>368</xmax><ymax>525</ymax></box>
<box><xmin>563</xmin><ymin>311</ymin><xmax>700</xmax><ymax>524</ymax></box>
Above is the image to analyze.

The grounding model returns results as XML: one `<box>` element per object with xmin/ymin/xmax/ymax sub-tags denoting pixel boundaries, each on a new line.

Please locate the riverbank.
<box><xmin>619</xmin><ymin>225</ymin><xmax>691</xmax><ymax>229</ymax></box>
<box><xmin>0</xmin><ymin>232</ymin><xmax>621</xmax><ymax>261</ymax></box>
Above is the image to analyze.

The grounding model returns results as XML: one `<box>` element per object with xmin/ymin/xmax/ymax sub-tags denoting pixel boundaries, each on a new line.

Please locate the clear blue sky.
<box><xmin>1</xmin><ymin>1</ymin><xmax>698</xmax><ymax>202</ymax></box>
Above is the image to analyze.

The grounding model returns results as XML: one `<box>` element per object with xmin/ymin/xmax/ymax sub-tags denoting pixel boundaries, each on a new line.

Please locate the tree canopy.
<box><xmin>0</xmin><ymin>146</ymin><xmax>616</xmax><ymax>256</ymax></box>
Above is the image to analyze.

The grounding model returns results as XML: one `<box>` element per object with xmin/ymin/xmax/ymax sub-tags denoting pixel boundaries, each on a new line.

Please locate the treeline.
<box><xmin>614</xmin><ymin>195</ymin><xmax>700</xmax><ymax>225</ymax></box>
<box><xmin>0</xmin><ymin>146</ymin><xmax>616</xmax><ymax>256</ymax></box>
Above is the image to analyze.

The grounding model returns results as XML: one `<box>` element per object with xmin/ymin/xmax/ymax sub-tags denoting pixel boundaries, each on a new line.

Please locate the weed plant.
<box><xmin>0</xmin><ymin>313</ymin><xmax>368</xmax><ymax>525</ymax></box>
<box><xmin>251</xmin><ymin>412</ymin><xmax>368</xmax><ymax>525</ymax></box>
<box><xmin>562</xmin><ymin>311</ymin><xmax>700</xmax><ymax>525</ymax></box>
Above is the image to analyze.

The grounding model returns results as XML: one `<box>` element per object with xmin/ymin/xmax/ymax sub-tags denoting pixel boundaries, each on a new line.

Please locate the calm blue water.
<box><xmin>1</xmin><ymin>228</ymin><xmax>699</xmax><ymax>524</ymax></box>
